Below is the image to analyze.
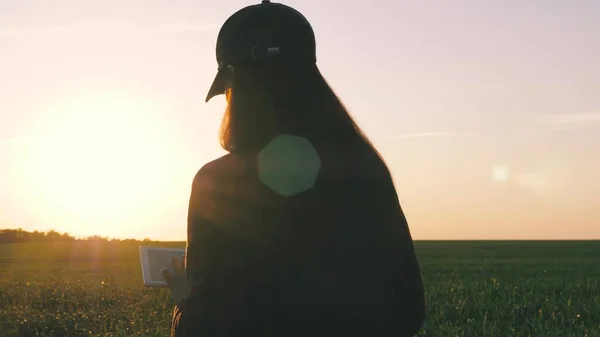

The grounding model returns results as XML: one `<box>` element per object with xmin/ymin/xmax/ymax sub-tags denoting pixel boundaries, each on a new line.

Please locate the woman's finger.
<box><xmin>161</xmin><ymin>267</ymin><xmax>173</xmax><ymax>283</ymax></box>
<box><xmin>170</xmin><ymin>257</ymin><xmax>182</xmax><ymax>273</ymax></box>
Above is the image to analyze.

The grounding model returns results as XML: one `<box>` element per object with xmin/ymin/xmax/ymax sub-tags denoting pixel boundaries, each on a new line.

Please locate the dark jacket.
<box><xmin>171</xmin><ymin>146</ymin><xmax>425</xmax><ymax>337</ymax></box>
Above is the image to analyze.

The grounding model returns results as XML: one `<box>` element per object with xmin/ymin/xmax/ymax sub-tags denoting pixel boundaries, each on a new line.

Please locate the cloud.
<box><xmin>387</xmin><ymin>132</ymin><xmax>467</xmax><ymax>140</ymax></box>
<box><xmin>0</xmin><ymin>22</ymin><xmax>218</xmax><ymax>40</ymax></box>
<box><xmin>511</xmin><ymin>111</ymin><xmax>600</xmax><ymax>134</ymax></box>
<box><xmin>512</xmin><ymin>126</ymin><xmax>576</xmax><ymax>133</ymax></box>
<box><xmin>0</xmin><ymin>137</ymin><xmax>17</xmax><ymax>145</ymax></box>
<box><xmin>0</xmin><ymin>135</ymin><xmax>36</xmax><ymax>147</ymax></box>
<box><xmin>545</xmin><ymin>111</ymin><xmax>600</xmax><ymax>126</ymax></box>
<box><xmin>0</xmin><ymin>26</ymin><xmax>71</xmax><ymax>39</ymax></box>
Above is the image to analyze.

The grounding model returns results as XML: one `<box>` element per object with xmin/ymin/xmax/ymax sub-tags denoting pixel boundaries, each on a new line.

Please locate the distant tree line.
<box><xmin>0</xmin><ymin>228</ymin><xmax>152</xmax><ymax>244</ymax></box>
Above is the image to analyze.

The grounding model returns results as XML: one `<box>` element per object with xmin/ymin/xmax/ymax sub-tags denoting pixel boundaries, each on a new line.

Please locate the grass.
<box><xmin>0</xmin><ymin>240</ymin><xmax>598</xmax><ymax>336</ymax></box>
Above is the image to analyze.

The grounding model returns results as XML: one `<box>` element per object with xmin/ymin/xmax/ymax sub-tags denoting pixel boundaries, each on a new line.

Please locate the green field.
<box><xmin>1</xmin><ymin>241</ymin><xmax>598</xmax><ymax>336</ymax></box>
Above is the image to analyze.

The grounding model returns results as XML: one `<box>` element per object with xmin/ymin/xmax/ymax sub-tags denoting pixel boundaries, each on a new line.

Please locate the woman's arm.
<box><xmin>379</xmin><ymin>182</ymin><xmax>426</xmax><ymax>336</ymax></box>
<box><xmin>169</xmin><ymin>165</ymin><xmax>218</xmax><ymax>337</ymax></box>
<box><xmin>170</xmin><ymin>153</ymin><xmax>261</xmax><ymax>337</ymax></box>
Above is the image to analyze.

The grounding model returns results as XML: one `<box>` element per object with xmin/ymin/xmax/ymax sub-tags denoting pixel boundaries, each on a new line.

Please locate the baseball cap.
<box><xmin>205</xmin><ymin>0</ymin><xmax>317</xmax><ymax>102</ymax></box>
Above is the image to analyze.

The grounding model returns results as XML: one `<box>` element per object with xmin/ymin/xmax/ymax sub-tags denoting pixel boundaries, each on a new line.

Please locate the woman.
<box><xmin>162</xmin><ymin>1</ymin><xmax>426</xmax><ymax>336</ymax></box>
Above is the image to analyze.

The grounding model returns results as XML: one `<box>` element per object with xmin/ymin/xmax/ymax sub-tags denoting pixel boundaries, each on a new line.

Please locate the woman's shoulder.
<box><xmin>193</xmin><ymin>140</ymin><xmax>322</xmax><ymax>198</ymax></box>
<box><xmin>188</xmin><ymin>153</ymin><xmax>268</xmax><ymax>226</ymax></box>
<box><xmin>192</xmin><ymin>153</ymin><xmax>257</xmax><ymax>185</ymax></box>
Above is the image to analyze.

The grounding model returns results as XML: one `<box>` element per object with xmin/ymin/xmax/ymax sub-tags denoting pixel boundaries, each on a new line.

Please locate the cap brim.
<box><xmin>205</xmin><ymin>68</ymin><xmax>227</xmax><ymax>103</ymax></box>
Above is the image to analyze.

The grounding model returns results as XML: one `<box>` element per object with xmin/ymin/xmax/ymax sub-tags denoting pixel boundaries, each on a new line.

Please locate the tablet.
<box><xmin>139</xmin><ymin>246</ymin><xmax>186</xmax><ymax>288</ymax></box>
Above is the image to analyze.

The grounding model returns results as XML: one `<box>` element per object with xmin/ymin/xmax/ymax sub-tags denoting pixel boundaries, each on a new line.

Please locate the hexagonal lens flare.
<box><xmin>257</xmin><ymin>135</ymin><xmax>321</xmax><ymax>196</ymax></box>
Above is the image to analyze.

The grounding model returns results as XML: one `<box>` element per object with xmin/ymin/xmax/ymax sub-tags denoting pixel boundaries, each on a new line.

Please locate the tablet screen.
<box><xmin>142</xmin><ymin>247</ymin><xmax>185</xmax><ymax>284</ymax></box>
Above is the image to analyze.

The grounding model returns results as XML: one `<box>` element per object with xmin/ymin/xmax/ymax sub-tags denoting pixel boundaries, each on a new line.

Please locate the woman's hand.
<box><xmin>161</xmin><ymin>256</ymin><xmax>191</xmax><ymax>306</ymax></box>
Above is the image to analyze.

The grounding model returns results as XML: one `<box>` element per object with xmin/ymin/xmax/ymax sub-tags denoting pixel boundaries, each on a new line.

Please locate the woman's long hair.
<box><xmin>212</xmin><ymin>60</ymin><xmax>424</xmax><ymax>336</ymax></box>
<box><xmin>220</xmin><ymin>61</ymin><xmax>371</xmax><ymax>153</ymax></box>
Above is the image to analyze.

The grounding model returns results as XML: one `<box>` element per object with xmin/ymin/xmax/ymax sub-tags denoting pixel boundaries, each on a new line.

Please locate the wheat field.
<box><xmin>1</xmin><ymin>241</ymin><xmax>598</xmax><ymax>336</ymax></box>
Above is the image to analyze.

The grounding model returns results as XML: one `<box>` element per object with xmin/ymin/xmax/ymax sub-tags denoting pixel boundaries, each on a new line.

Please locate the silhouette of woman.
<box><xmin>162</xmin><ymin>1</ymin><xmax>425</xmax><ymax>336</ymax></box>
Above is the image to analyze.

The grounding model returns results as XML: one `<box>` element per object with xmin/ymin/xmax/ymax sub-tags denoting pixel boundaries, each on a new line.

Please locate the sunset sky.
<box><xmin>1</xmin><ymin>0</ymin><xmax>599</xmax><ymax>241</ymax></box>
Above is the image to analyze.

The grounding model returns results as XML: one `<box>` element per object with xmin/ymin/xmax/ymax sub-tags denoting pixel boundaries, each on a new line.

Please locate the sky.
<box><xmin>1</xmin><ymin>0</ymin><xmax>599</xmax><ymax>241</ymax></box>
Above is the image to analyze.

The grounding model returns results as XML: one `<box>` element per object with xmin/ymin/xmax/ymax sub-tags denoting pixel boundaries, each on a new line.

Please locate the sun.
<box><xmin>22</xmin><ymin>92</ymin><xmax>177</xmax><ymax>234</ymax></box>
<box><xmin>491</xmin><ymin>165</ymin><xmax>510</xmax><ymax>183</ymax></box>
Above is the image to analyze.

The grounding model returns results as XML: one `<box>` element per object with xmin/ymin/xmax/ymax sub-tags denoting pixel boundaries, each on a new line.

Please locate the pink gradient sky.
<box><xmin>1</xmin><ymin>0</ymin><xmax>599</xmax><ymax>240</ymax></box>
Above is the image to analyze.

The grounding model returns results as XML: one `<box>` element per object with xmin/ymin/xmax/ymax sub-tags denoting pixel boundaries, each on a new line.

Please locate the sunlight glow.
<box><xmin>513</xmin><ymin>164</ymin><xmax>569</xmax><ymax>199</ymax></box>
<box><xmin>491</xmin><ymin>165</ymin><xmax>510</xmax><ymax>183</ymax></box>
<box><xmin>21</xmin><ymin>92</ymin><xmax>176</xmax><ymax>233</ymax></box>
